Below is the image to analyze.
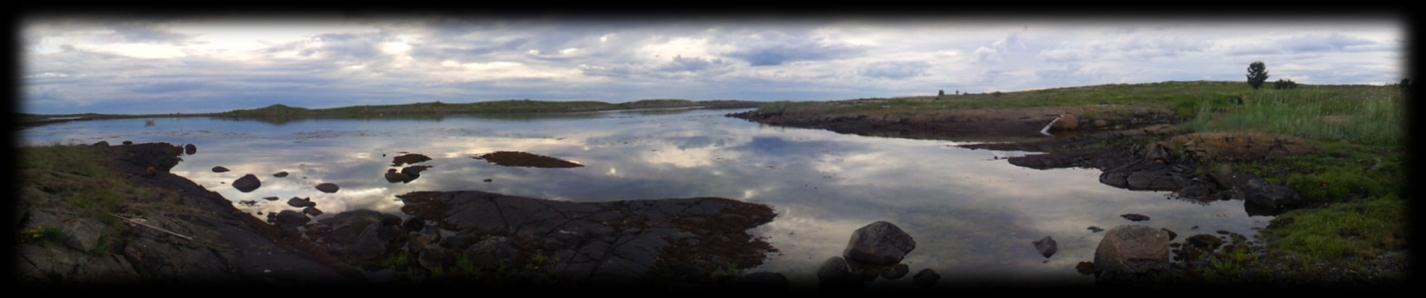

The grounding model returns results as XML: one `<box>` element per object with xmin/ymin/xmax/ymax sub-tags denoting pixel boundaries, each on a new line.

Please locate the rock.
<box><xmin>730</xmin><ymin>272</ymin><xmax>789</xmax><ymax>290</ymax></box>
<box><xmin>1243</xmin><ymin>178</ymin><xmax>1300</xmax><ymax>210</ymax></box>
<box><xmin>315</xmin><ymin>183</ymin><xmax>339</xmax><ymax>193</ymax></box>
<box><xmin>1120</xmin><ymin>214</ymin><xmax>1150</xmax><ymax>222</ymax></box>
<box><xmin>384</xmin><ymin>170</ymin><xmax>409</xmax><ymax>183</ymax></box>
<box><xmin>842</xmin><ymin>221</ymin><xmax>916</xmax><ymax>266</ymax></box>
<box><xmin>287</xmin><ymin>197</ymin><xmax>315</xmax><ymax>208</ymax></box>
<box><xmin>483</xmin><ymin>178</ymin><xmax>493</xmax><ymax>183</ymax></box>
<box><xmin>1093</xmin><ymin>225</ymin><xmax>1170</xmax><ymax>276</ymax></box>
<box><xmin>391</xmin><ymin>153</ymin><xmax>431</xmax><ymax>166</ymax></box>
<box><xmin>463</xmin><ymin>236</ymin><xmax>519</xmax><ymax>269</ymax></box>
<box><xmin>1088</xmin><ymin>226</ymin><xmax>1105</xmax><ymax>233</ymax></box>
<box><xmin>238</xmin><ymin>200</ymin><xmax>257</xmax><ymax>207</ymax></box>
<box><xmin>232</xmin><ymin>174</ymin><xmax>261</xmax><ymax>192</ymax></box>
<box><xmin>1033</xmin><ymin>236</ymin><xmax>1058</xmax><ymax>258</ymax></box>
<box><xmin>1161</xmin><ymin>228</ymin><xmax>1178</xmax><ymax>241</ymax></box>
<box><xmin>473</xmin><ymin>151</ymin><xmax>583</xmax><ymax>168</ymax></box>
<box><xmin>262</xmin><ymin>196</ymin><xmax>279</xmax><ymax>201</ymax></box>
<box><xmin>273</xmin><ymin>171</ymin><xmax>289</xmax><ymax>178</ymax></box>
<box><xmin>1142</xmin><ymin>142</ymin><xmax>1173</xmax><ymax>163</ymax></box>
<box><xmin>1186</xmin><ymin>234</ymin><xmax>1224</xmax><ymax>250</ymax></box>
<box><xmin>122</xmin><ymin>140</ymin><xmax>133</xmax><ymax>145</ymax></box>
<box><xmin>1075</xmin><ymin>262</ymin><xmax>1096</xmax><ymax>275</ymax></box>
<box><xmin>1124</xmin><ymin>170</ymin><xmax>1185</xmax><ymax>191</ymax></box>
<box><xmin>349</xmin><ymin>222</ymin><xmax>400</xmax><ymax>262</ymax></box>
<box><xmin>144</xmin><ymin>166</ymin><xmax>158</xmax><ymax>177</ymax></box>
<box><xmin>269</xmin><ymin>210</ymin><xmax>310</xmax><ymax>236</ymax></box>
<box><xmin>302</xmin><ymin>207</ymin><xmax>323</xmax><ymax>216</ymax></box>
<box><xmin>816</xmin><ymin>256</ymin><xmax>859</xmax><ymax>289</ymax></box>
<box><xmin>403</xmin><ymin>217</ymin><xmax>426</xmax><ymax>232</ymax></box>
<box><xmin>417</xmin><ymin>246</ymin><xmax>451</xmax><ymax>271</ymax></box>
<box><xmin>912</xmin><ymin>268</ymin><xmax>939</xmax><ymax>288</ymax></box>
<box><xmin>1094</xmin><ymin>119</ymin><xmax>1108</xmax><ymax>128</ymax></box>
<box><xmin>92</xmin><ymin>141</ymin><xmax>110</xmax><ymax>147</ymax></box>
<box><xmin>1051</xmin><ymin>114</ymin><xmax>1079</xmax><ymax>131</ymax></box>
<box><xmin>184</xmin><ymin>144</ymin><xmax>196</xmax><ymax>155</ymax></box>
<box><xmin>401</xmin><ymin>165</ymin><xmax>431</xmax><ymax>177</ymax></box>
<box><xmin>881</xmin><ymin>263</ymin><xmax>909</xmax><ymax>280</ymax></box>
<box><xmin>211</xmin><ymin>166</ymin><xmax>230</xmax><ymax>173</ymax></box>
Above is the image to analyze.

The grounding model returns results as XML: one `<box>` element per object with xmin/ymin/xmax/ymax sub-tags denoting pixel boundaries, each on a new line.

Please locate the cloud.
<box><xmin>19</xmin><ymin>18</ymin><xmax>1404</xmax><ymax>114</ymax></box>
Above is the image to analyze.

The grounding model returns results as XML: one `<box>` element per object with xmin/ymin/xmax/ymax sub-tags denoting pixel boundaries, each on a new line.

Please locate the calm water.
<box><xmin>22</xmin><ymin>108</ymin><xmax>1271</xmax><ymax>285</ymax></box>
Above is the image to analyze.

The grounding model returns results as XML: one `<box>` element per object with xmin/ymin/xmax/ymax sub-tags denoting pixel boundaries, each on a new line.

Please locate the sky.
<box><xmin>20</xmin><ymin>15</ymin><xmax>1405</xmax><ymax>114</ymax></box>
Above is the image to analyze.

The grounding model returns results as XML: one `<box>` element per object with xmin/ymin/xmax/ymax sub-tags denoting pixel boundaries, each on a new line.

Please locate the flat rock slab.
<box><xmin>473</xmin><ymin>151</ymin><xmax>583</xmax><ymax>168</ymax></box>
<box><xmin>391</xmin><ymin>153</ymin><xmax>431</xmax><ymax>167</ymax></box>
<box><xmin>397</xmin><ymin>190</ymin><xmax>775</xmax><ymax>282</ymax></box>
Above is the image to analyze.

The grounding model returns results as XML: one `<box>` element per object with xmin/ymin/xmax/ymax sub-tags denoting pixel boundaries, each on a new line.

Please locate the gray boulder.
<box><xmin>1243</xmin><ymin>178</ymin><xmax>1301</xmax><ymax>210</ymax></box>
<box><xmin>842</xmin><ymin>221</ymin><xmax>916</xmax><ymax>266</ymax></box>
<box><xmin>1033</xmin><ymin>236</ymin><xmax>1058</xmax><ymax>258</ymax></box>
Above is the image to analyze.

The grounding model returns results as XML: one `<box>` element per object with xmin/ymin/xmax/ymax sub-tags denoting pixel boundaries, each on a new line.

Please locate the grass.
<box><xmin>20</xmin><ymin>145</ymin><xmax>154</xmax><ymax>227</ymax></box>
<box><xmin>1264</xmin><ymin>195</ymin><xmax>1406</xmax><ymax>266</ymax></box>
<box><xmin>1186</xmin><ymin>86</ymin><xmax>1404</xmax><ymax>146</ymax></box>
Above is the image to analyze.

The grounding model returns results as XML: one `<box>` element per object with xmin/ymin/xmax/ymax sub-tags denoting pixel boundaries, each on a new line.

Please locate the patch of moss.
<box><xmin>1264</xmin><ymin>195</ymin><xmax>1405</xmax><ymax>265</ymax></box>
<box><xmin>18</xmin><ymin>227</ymin><xmax>67</xmax><ymax>246</ymax></box>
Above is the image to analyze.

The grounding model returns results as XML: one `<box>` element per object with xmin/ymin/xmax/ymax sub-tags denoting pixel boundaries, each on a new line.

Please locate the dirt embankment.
<box><xmin>728</xmin><ymin>105</ymin><xmax>1177</xmax><ymax>142</ymax></box>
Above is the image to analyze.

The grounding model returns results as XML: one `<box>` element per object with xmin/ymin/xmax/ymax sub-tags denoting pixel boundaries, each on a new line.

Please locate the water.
<box><xmin>21</xmin><ymin>108</ymin><xmax>1272</xmax><ymax>284</ymax></box>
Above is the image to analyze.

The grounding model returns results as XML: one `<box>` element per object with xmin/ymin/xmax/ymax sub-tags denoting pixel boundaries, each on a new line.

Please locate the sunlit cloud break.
<box><xmin>22</xmin><ymin>16</ymin><xmax>1403</xmax><ymax>114</ymax></box>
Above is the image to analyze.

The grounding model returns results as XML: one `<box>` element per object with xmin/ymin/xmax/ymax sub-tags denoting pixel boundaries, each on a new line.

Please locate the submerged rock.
<box><xmin>1120</xmin><ymin>214</ymin><xmax>1151</xmax><ymax>222</ymax></box>
<box><xmin>273</xmin><ymin>171</ymin><xmax>289</xmax><ymax>178</ymax></box>
<box><xmin>842</xmin><ymin>221</ymin><xmax>916</xmax><ymax>266</ymax></box>
<box><xmin>211</xmin><ymin>166</ymin><xmax>230</xmax><ymax>173</ymax></box>
<box><xmin>232</xmin><ymin>174</ymin><xmax>261</xmax><ymax>192</ymax></box>
<box><xmin>1093</xmin><ymin>225</ymin><xmax>1169</xmax><ymax>278</ymax></box>
<box><xmin>315</xmin><ymin>183</ymin><xmax>339</xmax><ymax>193</ymax></box>
<box><xmin>287</xmin><ymin>197</ymin><xmax>315</xmax><ymax>208</ymax></box>
<box><xmin>1033</xmin><ymin>236</ymin><xmax>1058</xmax><ymax>258</ymax></box>
<box><xmin>184</xmin><ymin>144</ymin><xmax>197</xmax><ymax>155</ymax></box>
<box><xmin>473</xmin><ymin>151</ymin><xmax>583</xmax><ymax>168</ymax></box>
<box><xmin>263</xmin><ymin>196</ymin><xmax>279</xmax><ymax>201</ymax></box>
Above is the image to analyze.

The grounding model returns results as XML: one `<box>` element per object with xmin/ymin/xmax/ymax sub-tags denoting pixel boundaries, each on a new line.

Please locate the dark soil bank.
<box><xmin>474</xmin><ymin>151</ymin><xmax>583</xmax><ymax>168</ymax></box>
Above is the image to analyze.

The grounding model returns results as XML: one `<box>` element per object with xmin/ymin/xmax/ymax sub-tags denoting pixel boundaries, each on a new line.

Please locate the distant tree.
<box><xmin>992</xmin><ymin>91</ymin><xmax>1003</xmax><ymax>97</ymax></box>
<box><xmin>939</xmin><ymin>89</ymin><xmax>945</xmax><ymax>97</ymax></box>
<box><xmin>1246</xmin><ymin>61</ymin><xmax>1270</xmax><ymax>90</ymax></box>
<box><xmin>955</xmin><ymin>90</ymin><xmax>960</xmax><ymax>95</ymax></box>
<box><xmin>1273</xmin><ymin>79</ymin><xmax>1298</xmax><ymax>90</ymax></box>
<box><xmin>1401</xmin><ymin>78</ymin><xmax>1411</xmax><ymax>96</ymax></box>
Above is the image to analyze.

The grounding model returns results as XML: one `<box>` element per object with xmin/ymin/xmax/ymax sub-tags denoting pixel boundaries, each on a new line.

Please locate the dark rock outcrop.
<box><xmin>288</xmin><ymin>197</ymin><xmax>315</xmax><ymax>208</ymax></box>
<box><xmin>211</xmin><ymin>166</ymin><xmax>230</xmax><ymax>173</ymax></box>
<box><xmin>391</xmin><ymin>153</ymin><xmax>431</xmax><ymax>167</ymax></box>
<box><xmin>1033</xmin><ymin>236</ymin><xmax>1058</xmax><ymax>258</ymax></box>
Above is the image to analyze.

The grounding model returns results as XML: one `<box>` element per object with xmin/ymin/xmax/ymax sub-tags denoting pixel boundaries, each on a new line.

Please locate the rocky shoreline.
<box><xmin>16</xmin><ymin>142</ymin><xmax>784</xmax><ymax>288</ymax></box>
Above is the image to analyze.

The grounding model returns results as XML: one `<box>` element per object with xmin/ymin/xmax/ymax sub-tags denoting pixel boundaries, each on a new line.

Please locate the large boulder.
<box><xmin>816</xmin><ymin>256</ymin><xmax>859</xmax><ymax>290</ymax></box>
<box><xmin>842</xmin><ymin>221</ymin><xmax>916</xmax><ymax>266</ymax></box>
<box><xmin>1242</xmin><ymin>178</ymin><xmax>1301</xmax><ymax>210</ymax></box>
<box><xmin>1051</xmin><ymin>114</ymin><xmax>1079</xmax><ymax>131</ymax></box>
<box><xmin>232</xmin><ymin>174</ymin><xmax>261</xmax><ymax>192</ymax></box>
<box><xmin>1093</xmin><ymin>225</ymin><xmax>1170</xmax><ymax>277</ymax></box>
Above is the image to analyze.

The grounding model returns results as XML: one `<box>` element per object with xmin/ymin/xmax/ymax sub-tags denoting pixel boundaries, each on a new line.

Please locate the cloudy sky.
<box><xmin>21</xmin><ymin>15</ymin><xmax>1404</xmax><ymax>114</ymax></box>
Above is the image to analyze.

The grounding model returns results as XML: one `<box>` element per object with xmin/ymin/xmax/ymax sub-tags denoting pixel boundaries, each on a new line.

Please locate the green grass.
<box><xmin>1186</xmin><ymin>86</ymin><xmax>1404</xmax><ymax>146</ymax></box>
<box><xmin>20</xmin><ymin>145</ymin><xmax>154</xmax><ymax>226</ymax></box>
<box><xmin>1264</xmin><ymin>195</ymin><xmax>1406</xmax><ymax>265</ymax></box>
<box><xmin>1230</xmin><ymin>142</ymin><xmax>1402</xmax><ymax>206</ymax></box>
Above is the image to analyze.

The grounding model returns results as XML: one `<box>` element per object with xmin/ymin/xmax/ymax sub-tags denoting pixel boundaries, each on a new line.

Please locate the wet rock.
<box><xmin>391</xmin><ymin>153</ymin><xmax>431</xmax><ymax>167</ymax></box>
<box><xmin>842</xmin><ymin>221</ymin><xmax>916</xmax><ymax>266</ymax></box>
<box><xmin>273</xmin><ymin>171</ymin><xmax>289</xmax><ymax>178</ymax></box>
<box><xmin>1093</xmin><ymin>225</ymin><xmax>1169</xmax><ymax>277</ymax></box>
<box><xmin>1075</xmin><ymin>262</ymin><xmax>1096</xmax><ymax>275</ymax></box>
<box><xmin>1033</xmin><ymin>236</ymin><xmax>1058</xmax><ymax>258</ymax></box>
<box><xmin>287</xmin><ymin>197</ymin><xmax>315</xmax><ymax>208</ymax></box>
<box><xmin>1120</xmin><ymin>214</ymin><xmax>1150</xmax><ymax>222</ymax></box>
<box><xmin>816</xmin><ymin>256</ymin><xmax>859</xmax><ymax>289</ymax></box>
<box><xmin>302</xmin><ymin>207</ymin><xmax>323</xmax><ymax>216</ymax></box>
<box><xmin>238</xmin><ymin>200</ymin><xmax>257</xmax><ymax>207</ymax></box>
<box><xmin>211</xmin><ymin>166</ymin><xmax>230</xmax><ymax>173</ymax></box>
<box><xmin>315</xmin><ymin>183</ymin><xmax>339</xmax><ymax>193</ymax></box>
<box><xmin>184</xmin><ymin>144</ymin><xmax>196</xmax><ymax>155</ymax></box>
<box><xmin>1124</xmin><ymin>170</ymin><xmax>1185</xmax><ymax>191</ymax></box>
<box><xmin>263</xmin><ymin>196</ymin><xmax>279</xmax><ymax>201</ymax></box>
<box><xmin>268</xmin><ymin>210</ymin><xmax>310</xmax><ymax>236</ymax></box>
<box><xmin>349</xmin><ymin>222</ymin><xmax>400</xmax><ymax>262</ymax></box>
<box><xmin>912</xmin><ymin>268</ymin><xmax>939</xmax><ymax>288</ymax></box>
<box><xmin>232</xmin><ymin>174</ymin><xmax>261</xmax><ymax>192</ymax></box>
<box><xmin>730</xmin><ymin>272</ymin><xmax>790</xmax><ymax>290</ymax></box>
<box><xmin>473</xmin><ymin>151</ymin><xmax>583</xmax><ymax>168</ymax></box>
<box><xmin>463</xmin><ymin>236</ymin><xmax>519</xmax><ymax>269</ymax></box>
<box><xmin>881</xmin><ymin>263</ymin><xmax>909</xmax><ymax>280</ymax></box>
<box><xmin>1088</xmin><ymin>226</ymin><xmax>1105</xmax><ymax>233</ymax></box>
<box><xmin>383</xmin><ymin>169</ymin><xmax>409</xmax><ymax>183</ymax></box>
<box><xmin>1186</xmin><ymin>234</ymin><xmax>1224</xmax><ymax>250</ymax></box>
<box><xmin>401</xmin><ymin>165</ymin><xmax>431</xmax><ymax>179</ymax></box>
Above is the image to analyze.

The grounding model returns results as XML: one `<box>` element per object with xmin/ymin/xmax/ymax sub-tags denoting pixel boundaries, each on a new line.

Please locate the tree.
<box><xmin>939</xmin><ymin>89</ymin><xmax>945</xmax><ymax>97</ymax></box>
<box><xmin>1273</xmin><ymin>79</ymin><xmax>1298</xmax><ymax>89</ymax></box>
<box><xmin>1246</xmin><ymin>61</ymin><xmax>1270</xmax><ymax>90</ymax></box>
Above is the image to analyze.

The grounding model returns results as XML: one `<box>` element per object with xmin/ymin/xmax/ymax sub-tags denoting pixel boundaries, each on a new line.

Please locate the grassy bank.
<box><xmin>754</xmin><ymin>80</ymin><xmax>1408</xmax><ymax>280</ymax></box>
<box><xmin>18</xmin><ymin>145</ymin><xmax>154</xmax><ymax>253</ymax></box>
